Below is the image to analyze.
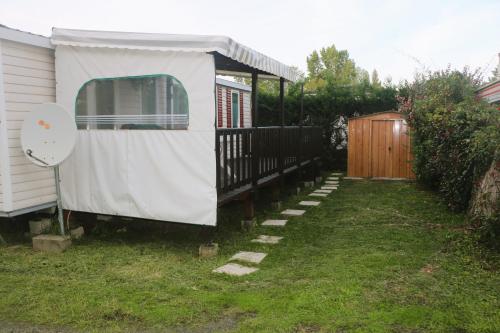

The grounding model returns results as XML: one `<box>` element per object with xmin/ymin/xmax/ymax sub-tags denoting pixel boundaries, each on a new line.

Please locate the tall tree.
<box><xmin>371</xmin><ymin>69</ymin><xmax>381</xmax><ymax>87</ymax></box>
<box><xmin>305</xmin><ymin>44</ymin><xmax>364</xmax><ymax>91</ymax></box>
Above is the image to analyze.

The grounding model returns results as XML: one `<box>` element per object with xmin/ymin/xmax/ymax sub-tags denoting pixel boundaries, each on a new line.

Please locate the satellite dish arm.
<box><xmin>26</xmin><ymin>149</ymin><xmax>49</xmax><ymax>166</ymax></box>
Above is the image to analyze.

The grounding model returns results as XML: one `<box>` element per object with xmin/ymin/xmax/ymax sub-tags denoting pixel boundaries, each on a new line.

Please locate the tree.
<box><xmin>371</xmin><ymin>69</ymin><xmax>381</xmax><ymax>88</ymax></box>
<box><xmin>304</xmin><ymin>44</ymin><xmax>362</xmax><ymax>91</ymax></box>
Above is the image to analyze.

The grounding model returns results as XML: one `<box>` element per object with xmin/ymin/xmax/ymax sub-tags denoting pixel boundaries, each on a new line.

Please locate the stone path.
<box><xmin>213</xmin><ymin>263</ymin><xmax>259</xmax><ymax>276</ymax></box>
<box><xmin>281</xmin><ymin>209</ymin><xmax>306</xmax><ymax>216</ymax></box>
<box><xmin>309</xmin><ymin>193</ymin><xmax>327</xmax><ymax>197</ymax></box>
<box><xmin>261</xmin><ymin>219</ymin><xmax>287</xmax><ymax>226</ymax></box>
<box><xmin>213</xmin><ymin>172</ymin><xmax>344</xmax><ymax>276</ymax></box>
<box><xmin>251</xmin><ymin>235</ymin><xmax>283</xmax><ymax>244</ymax></box>
<box><xmin>230</xmin><ymin>251</ymin><xmax>267</xmax><ymax>264</ymax></box>
<box><xmin>299</xmin><ymin>200</ymin><xmax>320</xmax><ymax>206</ymax></box>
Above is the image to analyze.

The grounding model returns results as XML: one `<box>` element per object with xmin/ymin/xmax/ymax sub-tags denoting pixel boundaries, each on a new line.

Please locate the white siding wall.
<box><xmin>1</xmin><ymin>39</ymin><xmax>56</xmax><ymax>212</ymax></box>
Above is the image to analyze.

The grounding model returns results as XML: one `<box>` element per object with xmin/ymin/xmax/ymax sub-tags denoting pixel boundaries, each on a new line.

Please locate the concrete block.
<box><xmin>32</xmin><ymin>235</ymin><xmax>71</xmax><ymax>253</ymax></box>
<box><xmin>344</xmin><ymin>176</ymin><xmax>363</xmax><ymax>180</ymax></box>
<box><xmin>230</xmin><ymin>251</ymin><xmax>267</xmax><ymax>264</ymax></box>
<box><xmin>261</xmin><ymin>219</ymin><xmax>287</xmax><ymax>226</ymax></box>
<box><xmin>315</xmin><ymin>189</ymin><xmax>332</xmax><ymax>194</ymax></box>
<box><xmin>199</xmin><ymin>243</ymin><xmax>219</xmax><ymax>258</ymax></box>
<box><xmin>271</xmin><ymin>201</ymin><xmax>282</xmax><ymax>210</ymax></box>
<box><xmin>251</xmin><ymin>235</ymin><xmax>283</xmax><ymax>244</ymax></box>
<box><xmin>241</xmin><ymin>219</ymin><xmax>257</xmax><ymax>231</ymax></box>
<box><xmin>281</xmin><ymin>209</ymin><xmax>305</xmax><ymax>216</ymax></box>
<box><xmin>325</xmin><ymin>181</ymin><xmax>339</xmax><ymax>185</ymax></box>
<box><xmin>331</xmin><ymin>172</ymin><xmax>343</xmax><ymax>176</ymax></box>
<box><xmin>213</xmin><ymin>263</ymin><xmax>258</xmax><ymax>276</ymax></box>
<box><xmin>303</xmin><ymin>181</ymin><xmax>315</xmax><ymax>188</ymax></box>
<box><xmin>309</xmin><ymin>193</ymin><xmax>327</xmax><ymax>197</ymax></box>
<box><xmin>299</xmin><ymin>201</ymin><xmax>320</xmax><ymax>206</ymax></box>
<box><xmin>328</xmin><ymin>177</ymin><xmax>339</xmax><ymax>181</ymax></box>
<box><xmin>70</xmin><ymin>226</ymin><xmax>85</xmax><ymax>239</ymax></box>
<box><xmin>321</xmin><ymin>186</ymin><xmax>338</xmax><ymax>190</ymax></box>
<box><xmin>29</xmin><ymin>218</ymin><xmax>52</xmax><ymax>236</ymax></box>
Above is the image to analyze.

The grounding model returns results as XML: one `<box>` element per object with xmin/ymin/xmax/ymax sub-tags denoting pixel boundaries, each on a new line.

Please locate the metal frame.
<box><xmin>0</xmin><ymin>201</ymin><xmax>56</xmax><ymax>218</ymax></box>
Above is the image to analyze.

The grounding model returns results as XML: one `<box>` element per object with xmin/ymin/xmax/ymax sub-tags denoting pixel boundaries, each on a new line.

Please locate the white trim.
<box><xmin>216</xmin><ymin>78</ymin><xmax>251</xmax><ymax>92</ymax></box>
<box><xmin>0</xmin><ymin>26</ymin><xmax>53</xmax><ymax>49</ymax></box>
<box><xmin>0</xmin><ymin>40</ymin><xmax>13</xmax><ymax>212</ymax></box>
<box><xmin>0</xmin><ymin>201</ymin><xmax>56</xmax><ymax>217</ymax></box>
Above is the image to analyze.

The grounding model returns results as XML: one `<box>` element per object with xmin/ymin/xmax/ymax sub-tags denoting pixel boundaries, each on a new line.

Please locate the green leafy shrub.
<box><xmin>399</xmin><ymin>68</ymin><xmax>500</xmax><ymax>245</ymax></box>
<box><xmin>257</xmin><ymin>81</ymin><xmax>398</xmax><ymax>170</ymax></box>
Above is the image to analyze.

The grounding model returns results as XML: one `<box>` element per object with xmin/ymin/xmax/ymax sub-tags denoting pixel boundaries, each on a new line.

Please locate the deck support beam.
<box><xmin>242</xmin><ymin>192</ymin><xmax>256</xmax><ymax>231</ymax></box>
<box><xmin>271</xmin><ymin>182</ymin><xmax>282</xmax><ymax>210</ymax></box>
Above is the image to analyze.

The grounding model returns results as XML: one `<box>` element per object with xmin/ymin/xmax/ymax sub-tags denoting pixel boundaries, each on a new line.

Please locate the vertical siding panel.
<box><xmin>217</xmin><ymin>86</ymin><xmax>223</xmax><ymax>127</ymax></box>
<box><xmin>1</xmin><ymin>40</ymin><xmax>56</xmax><ymax>212</ymax></box>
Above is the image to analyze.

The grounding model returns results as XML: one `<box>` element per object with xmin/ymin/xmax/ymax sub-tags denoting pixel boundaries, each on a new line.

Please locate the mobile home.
<box><xmin>1</xmin><ymin>26</ymin><xmax>322</xmax><ymax>227</ymax></box>
<box><xmin>0</xmin><ymin>26</ymin><xmax>57</xmax><ymax>217</ymax></box>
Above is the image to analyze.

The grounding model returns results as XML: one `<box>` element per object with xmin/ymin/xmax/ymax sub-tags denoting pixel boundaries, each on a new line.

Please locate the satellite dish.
<box><xmin>21</xmin><ymin>103</ymin><xmax>77</xmax><ymax>167</ymax></box>
<box><xmin>21</xmin><ymin>103</ymin><xmax>77</xmax><ymax>237</ymax></box>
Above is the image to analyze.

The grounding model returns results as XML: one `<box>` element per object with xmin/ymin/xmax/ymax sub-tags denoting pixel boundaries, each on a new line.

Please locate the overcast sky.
<box><xmin>2</xmin><ymin>0</ymin><xmax>499</xmax><ymax>83</ymax></box>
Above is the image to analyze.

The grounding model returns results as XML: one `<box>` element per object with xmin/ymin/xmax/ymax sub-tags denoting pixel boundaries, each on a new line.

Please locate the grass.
<box><xmin>0</xmin><ymin>178</ymin><xmax>499</xmax><ymax>332</ymax></box>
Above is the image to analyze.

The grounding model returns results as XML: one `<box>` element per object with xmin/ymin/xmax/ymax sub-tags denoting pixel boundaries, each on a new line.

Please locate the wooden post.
<box><xmin>251</xmin><ymin>72</ymin><xmax>259</xmax><ymax>192</ymax></box>
<box><xmin>251</xmin><ymin>71</ymin><xmax>258</xmax><ymax>128</ymax></box>
<box><xmin>279</xmin><ymin>77</ymin><xmax>285</xmax><ymax>182</ymax></box>
<box><xmin>297</xmin><ymin>83</ymin><xmax>304</xmax><ymax>177</ymax></box>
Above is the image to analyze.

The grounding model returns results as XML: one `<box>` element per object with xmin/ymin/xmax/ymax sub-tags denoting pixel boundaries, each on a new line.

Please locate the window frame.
<box><xmin>74</xmin><ymin>74</ymin><xmax>189</xmax><ymax>130</ymax></box>
<box><xmin>231</xmin><ymin>90</ymin><xmax>240</xmax><ymax>128</ymax></box>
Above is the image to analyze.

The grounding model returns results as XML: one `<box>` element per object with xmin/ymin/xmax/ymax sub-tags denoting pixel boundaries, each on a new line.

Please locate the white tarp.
<box><xmin>52</xmin><ymin>28</ymin><xmax>300</xmax><ymax>82</ymax></box>
<box><xmin>55</xmin><ymin>45</ymin><xmax>217</xmax><ymax>225</ymax></box>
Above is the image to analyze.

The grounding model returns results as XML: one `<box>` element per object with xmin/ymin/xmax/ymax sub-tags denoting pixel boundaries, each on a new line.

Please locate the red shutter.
<box><xmin>226</xmin><ymin>89</ymin><xmax>232</xmax><ymax>128</ymax></box>
<box><xmin>239</xmin><ymin>92</ymin><xmax>244</xmax><ymax>127</ymax></box>
<box><xmin>217</xmin><ymin>86</ymin><xmax>223</xmax><ymax>127</ymax></box>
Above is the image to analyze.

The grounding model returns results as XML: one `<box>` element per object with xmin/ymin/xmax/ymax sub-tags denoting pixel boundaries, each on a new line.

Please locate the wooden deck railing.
<box><xmin>216</xmin><ymin>126</ymin><xmax>322</xmax><ymax>196</ymax></box>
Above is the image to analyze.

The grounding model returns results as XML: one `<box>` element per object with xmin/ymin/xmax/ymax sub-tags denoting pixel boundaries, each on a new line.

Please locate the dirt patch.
<box><xmin>0</xmin><ymin>321</ymin><xmax>79</xmax><ymax>333</ymax></box>
<box><xmin>420</xmin><ymin>264</ymin><xmax>439</xmax><ymax>274</ymax></box>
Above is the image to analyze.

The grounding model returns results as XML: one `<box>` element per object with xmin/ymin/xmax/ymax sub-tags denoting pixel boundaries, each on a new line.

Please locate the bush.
<box><xmin>400</xmin><ymin>68</ymin><xmax>500</xmax><ymax>246</ymax></box>
<box><xmin>257</xmin><ymin>81</ymin><xmax>398</xmax><ymax>169</ymax></box>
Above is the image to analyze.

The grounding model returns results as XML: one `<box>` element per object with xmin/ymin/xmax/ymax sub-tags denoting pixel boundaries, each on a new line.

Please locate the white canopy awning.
<box><xmin>51</xmin><ymin>28</ymin><xmax>301</xmax><ymax>82</ymax></box>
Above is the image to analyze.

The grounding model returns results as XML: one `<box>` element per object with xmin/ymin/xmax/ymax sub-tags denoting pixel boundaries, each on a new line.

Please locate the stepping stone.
<box><xmin>331</xmin><ymin>173</ymin><xmax>343</xmax><ymax>176</ymax></box>
<box><xmin>281</xmin><ymin>209</ymin><xmax>305</xmax><ymax>216</ymax></box>
<box><xmin>328</xmin><ymin>177</ymin><xmax>339</xmax><ymax>181</ymax></box>
<box><xmin>325</xmin><ymin>181</ymin><xmax>339</xmax><ymax>185</ymax></box>
<box><xmin>213</xmin><ymin>263</ymin><xmax>258</xmax><ymax>276</ymax></box>
<box><xmin>309</xmin><ymin>193</ymin><xmax>327</xmax><ymax>197</ymax></box>
<box><xmin>344</xmin><ymin>176</ymin><xmax>363</xmax><ymax>180</ymax></box>
<box><xmin>261</xmin><ymin>219</ymin><xmax>287</xmax><ymax>226</ymax></box>
<box><xmin>251</xmin><ymin>235</ymin><xmax>283</xmax><ymax>244</ymax></box>
<box><xmin>230</xmin><ymin>251</ymin><xmax>267</xmax><ymax>264</ymax></box>
<box><xmin>314</xmin><ymin>189</ymin><xmax>332</xmax><ymax>194</ymax></box>
<box><xmin>299</xmin><ymin>200</ymin><xmax>320</xmax><ymax>206</ymax></box>
<box><xmin>321</xmin><ymin>186</ymin><xmax>337</xmax><ymax>190</ymax></box>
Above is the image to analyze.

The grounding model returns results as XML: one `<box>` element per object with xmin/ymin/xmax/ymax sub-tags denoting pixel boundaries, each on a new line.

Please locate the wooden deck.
<box><xmin>216</xmin><ymin>126</ymin><xmax>322</xmax><ymax>204</ymax></box>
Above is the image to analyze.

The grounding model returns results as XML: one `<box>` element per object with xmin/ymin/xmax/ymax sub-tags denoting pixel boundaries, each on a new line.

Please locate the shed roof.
<box><xmin>348</xmin><ymin>111</ymin><xmax>405</xmax><ymax>120</ymax></box>
<box><xmin>51</xmin><ymin>28</ymin><xmax>300</xmax><ymax>82</ymax></box>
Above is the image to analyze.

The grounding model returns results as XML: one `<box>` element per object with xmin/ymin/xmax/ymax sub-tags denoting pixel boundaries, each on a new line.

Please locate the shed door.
<box><xmin>370</xmin><ymin>120</ymin><xmax>412</xmax><ymax>178</ymax></box>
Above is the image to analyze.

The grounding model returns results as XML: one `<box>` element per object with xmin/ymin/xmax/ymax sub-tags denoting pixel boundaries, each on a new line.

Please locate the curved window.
<box><xmin>75</xmin><ymin>75</ymin><xmax>189</xmax><ymax>130</ymax></box>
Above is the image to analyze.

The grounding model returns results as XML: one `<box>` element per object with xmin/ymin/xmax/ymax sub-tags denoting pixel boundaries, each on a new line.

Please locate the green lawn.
<box><xmin>0</xmin><ymin>178</ymin><xmax>499</xmax><ymax>332</ymax></box>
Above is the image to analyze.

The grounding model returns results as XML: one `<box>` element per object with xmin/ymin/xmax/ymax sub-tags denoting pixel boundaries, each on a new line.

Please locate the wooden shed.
<box><xmin>347</xmin><ymin>111</ymin><xmax>414</xmax><ymax>179</ymax></box>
